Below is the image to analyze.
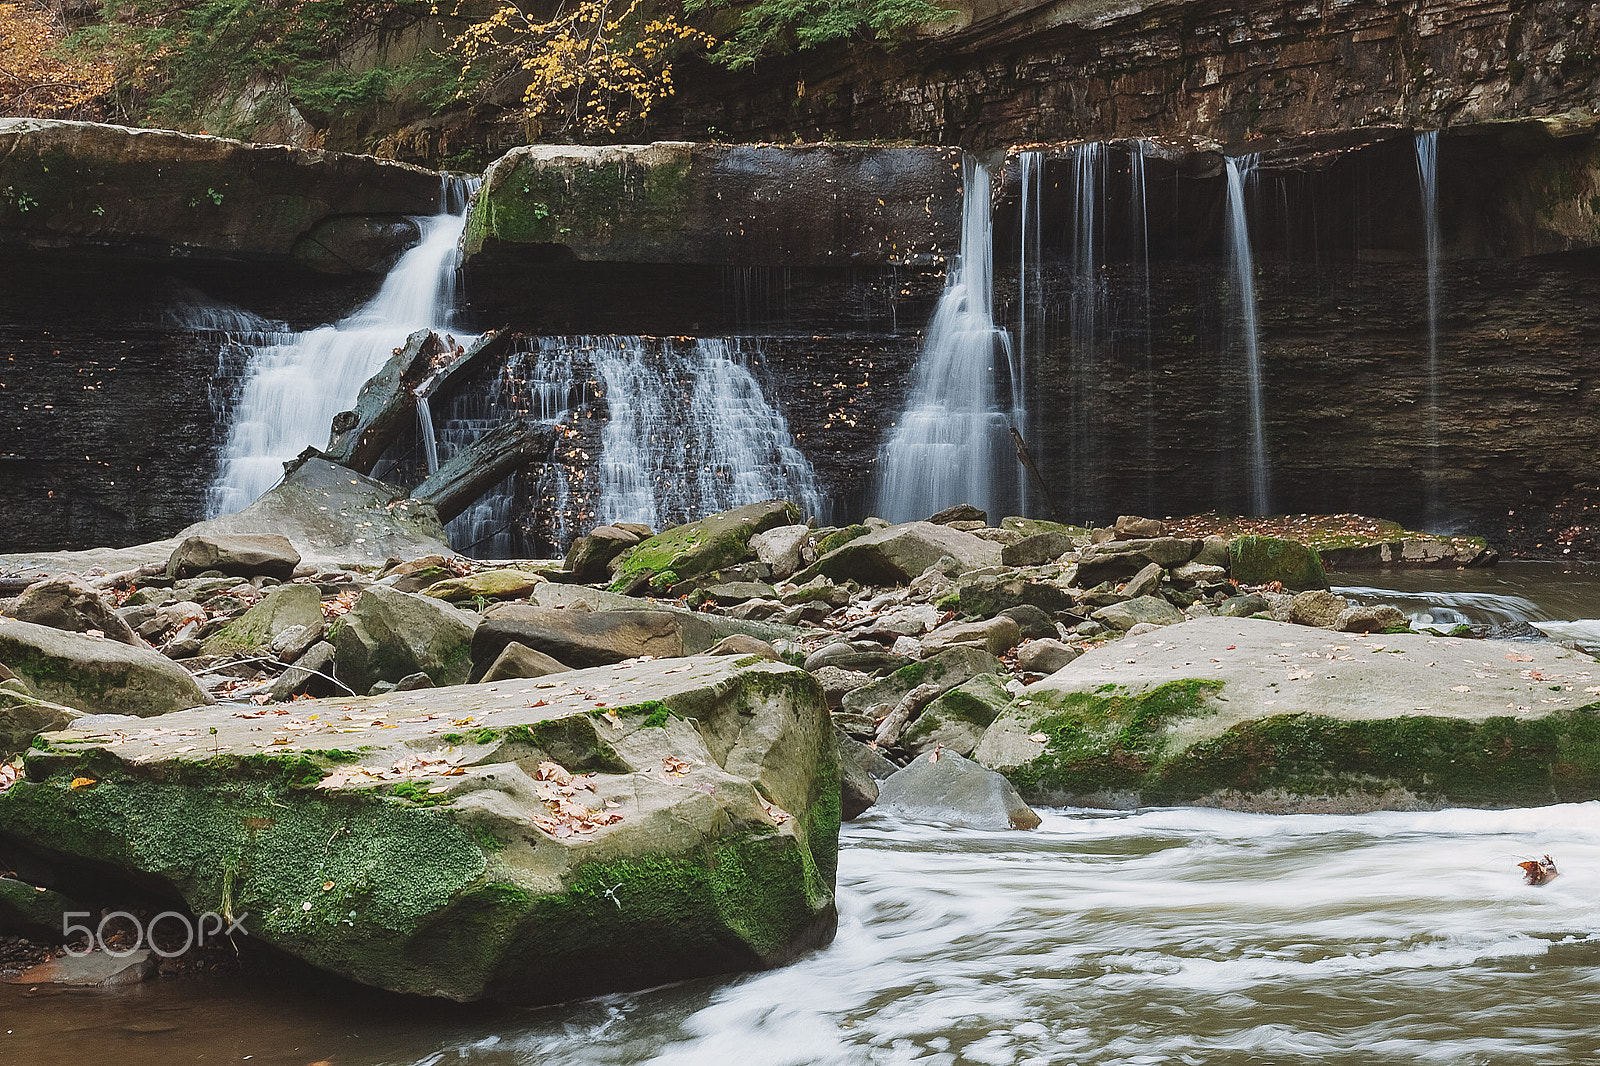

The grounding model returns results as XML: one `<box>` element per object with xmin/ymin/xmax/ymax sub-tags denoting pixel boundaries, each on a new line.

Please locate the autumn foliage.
<box><xmin>445</xmin><ymin>0</ymin><xmax>713</xmax><ymax>137</ymax></box>
<box><xmin>0</xmin><ymin>1</ymin><xmax>114</xmax><ymax>117</ymax></box>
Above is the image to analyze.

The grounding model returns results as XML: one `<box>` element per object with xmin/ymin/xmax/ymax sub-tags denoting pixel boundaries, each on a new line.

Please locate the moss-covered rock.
<box><xmin>901</xmin><ymin>674</ymin><xmax>1012</xmax><ymax>757</ymax></box>
<box><xmin>976</xmin><ymin>616</ymin><xmax>1600</xmax><ymax>811</ymax></box>
<box><xmin>608</xmin><ymin>500</ymin><xmax>798</xmax><ymax>592</ymax></box>
<box><xmin>0</xmin><ymin>617</ymin><xmax>212</xmax><ymax>717</ymax></box>
<box><xmin>201</xmin><ymin>583</ymin><xmax>324</xmax><ymax>656</ymax></box>
<box><xmin>1</xmin><ymin>679</ymin><xmax>83</xmax><ymax>757</ymax></box>
<box><xmin>0</xmin><ymin>655</ymin><xmax>838</xmax><ymax>1002</ymax></box>
<box><xmin>796</xmin><ymin>521</ymin><xmax>1001</xmax><ymax>587</ymax></box>
<box><xmin>1228</xmin><ymin>535</ymin><xmax>1329</xmax><ymax>590</ymax></box>
<box><xmin>332</xmin><ymin>586</ymin><xmax>477</xmax><ymax>694</ymax></box>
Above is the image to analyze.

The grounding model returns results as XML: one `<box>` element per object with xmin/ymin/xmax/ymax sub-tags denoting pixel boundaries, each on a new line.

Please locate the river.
<box><xmin>6</xmin><ymin>802</ymin><xmax>1599</xmax><ymax>1065</ymax></box>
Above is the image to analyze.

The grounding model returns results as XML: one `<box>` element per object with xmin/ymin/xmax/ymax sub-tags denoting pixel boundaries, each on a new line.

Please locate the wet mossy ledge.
<box><xmin>975</xmin><ymin>617</ymin><xmax>1600</xmax><ymax>812</ymax></box>
<box><xmin>461</xmin><ymin>142</ymin><xmax>963</xmax><ymax>266</ymax></box>
<box><xmin>0</xmin><ymin>655</ymin><xmax>839</xmax><ymax>1003</ymax></box>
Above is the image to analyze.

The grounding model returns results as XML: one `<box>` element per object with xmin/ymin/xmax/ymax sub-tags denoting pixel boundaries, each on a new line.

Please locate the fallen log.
<box><xmin>411</xmin><ymin>420</ymin><xmax>557</xmax><ymax>524</ymax></box>
<box><xmin>324</xmin><ymin>328</ymin><xmax>446</xmax><ymax>473</ymax></box>
<box><xmin>417</xmin><ymin>328</ymin><xmax>515</xmax><ymax>406</ymax></box>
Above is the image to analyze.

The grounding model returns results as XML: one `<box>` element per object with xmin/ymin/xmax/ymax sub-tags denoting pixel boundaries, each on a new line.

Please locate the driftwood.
<box><xmin>418</xmin><ymin>328</ymin><xmax>514</xmax><ymax>406</ymax></box>
<box><xmin>410</xmin><ymin>420</ymin><xmax>556</xmax><ymax>524</ymax></box>
<box><xmin>324</xmin><ymin>328</ymin><xmax>446</xmax><ymax>473</ymax></box>
<box><xmin>873</xmin><ymin>681</ymin><xmax>944</xmax><ymax>748</ymax></box>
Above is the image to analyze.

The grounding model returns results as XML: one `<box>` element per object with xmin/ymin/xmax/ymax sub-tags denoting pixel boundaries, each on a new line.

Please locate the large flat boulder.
<box><xmin>463</xmin><ymin>142</ymin><xmax>961</xmax><ymax>266</ymax></box>
<box><xmin>0</xmin><ymin>119</ymin><xmax>440</xmax><ymax>263</ymax></box>
<box><xmin>798</xmin><ymin>522</ymin><xmax>1001</xmax><ymax>587</ymax></box>
<box><xmin>0</xmin><ymin>618</ymin><xmax>212</xmax><ymax>717</ymax></box>
<box><xmin>975</xmin><ymin>616</ymin><xmax>1600</xmax><ymax>812</ymax></box>
<box><xmin>473</xmin><ymin>604</ymin><xmax>721</xmax><ymax>671</ymax></box>
<box><xmin>0</xmin><ymin>655</ymin><xmax>839</xmax><ymax>1003</ymax></box>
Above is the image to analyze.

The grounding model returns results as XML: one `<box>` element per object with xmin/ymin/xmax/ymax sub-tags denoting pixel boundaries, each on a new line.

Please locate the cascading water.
<box><xmin>204</xmin><ymin>175</ymin><xmax>479</xmax><ymax>517</ymax></box>
<box><xmin>876</xmin><ymin>158</ymin><xmax>1020</xmax><ymax>522</ymax></box>
<box><xmin>1015</xmin><ymin>150</ymin><xmax>1044</xmax><ymax>515</ymax></box>
<box><xmin>1065</xmin><ymin>142</ymin><xmax>1108</xmax><ymax>513</ymax></box>
<box><xmin>1225</xmin><ymin>155</ymin><xmax>1270</xmax><ymax>515</ymax></box>
<box><xmin>1414</xmin><ymin>130</ymin><xmax>1443</xmax><ymax>525</ymax></box>
<box><xmin>1131</xmin><ymin>140</ymin><xmax>1156</xmax><ymax>512</ymax></box>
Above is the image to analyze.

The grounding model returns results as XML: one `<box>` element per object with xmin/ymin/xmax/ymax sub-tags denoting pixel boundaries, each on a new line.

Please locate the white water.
<box><xmin>205</xmin><ymin>178</ymin><xmax>477</xmax><ymax>516</ymax></box>
<box><xmin>1225</xmin><ymin>155</ymin><xmax>1270</xmax><ymax>515</ymax></box>
<box><xmin>1015</xmin><ymin>150</ymin><xmax>1043</xmax><ymax>516</ymax></box>
<box><xmin>877</xmin><ymin>159</ymin><xmax>1020</xmax><ymax>522</ymax></box>
<box><xmin>1414</xmin><ymin>131</ymin><xmax>1443</xmax><ymax>525</ymax></box>
<box><xmin>1132</xmin><ymin>140</ymin><xmax>1155</xmax><ymax>512</ymax></box>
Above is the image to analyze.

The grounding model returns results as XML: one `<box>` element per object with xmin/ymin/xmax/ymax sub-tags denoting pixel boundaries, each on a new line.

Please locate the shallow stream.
<box><xmin>6</xmin><ymin>804</ymin><xmax>1599</xmax><ymax>1065</ymax></box>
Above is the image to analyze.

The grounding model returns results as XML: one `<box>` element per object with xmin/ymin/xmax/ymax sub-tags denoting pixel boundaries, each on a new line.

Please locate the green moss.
<box><xmin>389</xmin><ymin>780</ymin><xmax>447</xmax><ymax>805</ymax></box>
<box><xmin>469</xmin><ymin>151</ymin><xmax>696</xmax><ymax>254</ymax></box>
<box><xmin>440</xmin><ymin>733</ymin><xmax>466</xmax><ymax>744</ymax></box>
<box><xmin>503</xmin><ymin>719</ymin><xmax>631</xmax><ymax>773</ymax></box>
<box><xmin>304</xmin><ymin>749</ymin><xmax>361</xmax><ymax>763</ymax></box>
<box><xmin>471</xmin><ymin>825</ymin><xmax>506</xmax><ymax>852</ymax></box>
<box><xmin>815</xmin><ymin>525</ymin><xmax>870</xmax><ymax>556</ymax></box>
<box><xmin>1228</xmin><ymin>536</ymin><xmax>1328</xmax><ymax>590</ymax></box>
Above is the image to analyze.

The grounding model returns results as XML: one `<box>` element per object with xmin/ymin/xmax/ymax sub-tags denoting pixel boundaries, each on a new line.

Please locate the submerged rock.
<box><xmin>977</xmin><ymin>617</ymin><xmax>1600</xmax><ymax>811</ymax></box>
<box><xmin>0</xmin><ymin>655</ymin><xmax>839</xmax><ymax>1003</ymax></box>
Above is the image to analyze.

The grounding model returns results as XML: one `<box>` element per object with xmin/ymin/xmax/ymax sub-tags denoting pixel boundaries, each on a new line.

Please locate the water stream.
<box><xmin>1335</xmin><ymin>560</ymin><xmax>1600</xmax><ymax>646</ymax></box>
<box><xmin>1225</xmin><ymin>156</ymin><xmax>1270</xmax><ymax>515</ymax></box>
<box><xmin>1414</xmin><ymin>131</ymin><xmax>1443</xmax><ymax>526</ymax></box>
<box><xmin>7</xmin><ymin>803</ymin><xmax>1599</xmax><ymax>1064</ymax></box>
<box><xmin>876</xmin><ymin>158</ymin><xmax>1020</xmax><ymax>522</ymax></box>
<box><xmin>204</xmin><ymin>177</ymin><xmax>478</xmax><ymax>517</ymax></box>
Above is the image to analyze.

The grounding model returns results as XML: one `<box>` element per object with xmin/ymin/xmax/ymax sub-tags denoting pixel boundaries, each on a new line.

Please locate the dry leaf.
<box><xmin>69</xmin><ymin>777</ymin><xmax>97</xmax><ymax>789</ymax></box>
<box><xmin>321</xmin><ymin>881</ymin><xmax>335</xmax><ymax>891</ymax></box>
<box><xmin>1028</xmin><ymin>732</ymin><xmax>1048</xmax><ymax>743</ymax></box>
<box><xmin>1506</xmin><ymin>653</ymin><xmax>1536</xmax><ymax>662</ymax></box>
<box><xmin>1450</xmin><ymin>685</ymin><xmax>1472</xmax><ymax>693</ymax></box>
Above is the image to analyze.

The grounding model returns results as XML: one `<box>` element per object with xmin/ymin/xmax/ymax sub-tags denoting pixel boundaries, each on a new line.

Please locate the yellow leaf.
<box><xmin>69</xmin><ymin>776</ymin><xmax>97</xmax><ymax>789</ymax></box>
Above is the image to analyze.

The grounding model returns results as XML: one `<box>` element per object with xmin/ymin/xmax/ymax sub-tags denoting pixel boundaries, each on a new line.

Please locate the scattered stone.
<box><xmin>393</xmin><ymin>672</ymin><xmax>435</xmax><ymax>691</ymax></box>
<box><xmin>1016</xmin><ymin>638</ymin><xmax>1082</xmax><ymax>675</ymax></box>
<box><xmin>841</xmin><ymin>645</ymin><xmax>1002</xmax><ymax>716</ymax></box>
<box><xmin>707</xmin><ymin>634</ymin><xmax>781</xmax><ymax>660</ymax></box>
<box><xmin>480</xmin><ymin>641</ymin><xmax>571</xmax><ymax>682</ymax></box>
<box><xmin>1290</xmin><ymin>590</ymin><xmax>1350</xmax><ymax>628</ymax></box>
<box><xmin>927</xmin><ymin>504</ymin><xmax>987</xmax><ymax>525</ymax></box>
<box><xmin>949</xmin><ymin>573</ymin><xmax>1076</xmax><ymax>617</ymax></box>
<box><xmin>1</xmin><ymin>680</ymin><xmax>84</xmax><ymax>757</ymax></box>
<box><xmin>999</xmin><ymin>605</ymin><xmax>1057</xmax><ymax>640</ymax></box>
<box><xmin>779</xmin><ymin>577</ymin><xmax>850</xmax><ymax>608</ymax></box>
<box><xmin>799</xmin><ymin>522</ymin><xmax>1000</xmax><ymax>586</ymax></box>
<box><xmin>422</xmin><ymin>569</ymin><xmax>548</xmax><ymax>601</ymax></box>
<box><xmin>811</xmin><ymin>666</ymin><xmax>874</xmax><ymax>707</ymax></box>
<box><xmin>1218</xmin><ymin>593</ymin><xmax>1270</xmax><ymax>618</ymax></box>
<box><xmin>266</xmin><ymin>640</ymin><xmax>341</xmax><ymax>700</ymax></box>
<box><xmin>750</xmin><ymin>525</ymin><xmax>811</xmax><ymax>580</ymax></box>
<box><xmin>1334</xmin><ymin>604</ymin><xmax>1410</xmax><ymax>632</ymax></box>
<box><xmin>901</xmin><ymin>673</ymin><xmax>1012</xmax><ymax>757</ymax></box>
<box><xmin>1091</xmin><ymin>596</ymin><xmax>1185</xmax><ymax>631</ymax></box>
<box><xmin>1121</xmin><ymin>561</ymin><xmax>1165</xmax><ymax>599</ymax></box>
<box><xmin>877</xmin><ymin>751</ymin><xmax>1041</xmax><ymax>830</ymax></box>
<box><xmin>379</xmin><ymin>555</ymin><xmax>459</xmax><ymax>593</ymax></box>
<box><xmin>999</xmin><ymin>532</ymin><xmax>1076</xmax><ymax>568</ymax></box>
<box><xmin>1228</xmin><ymin>535</ymin><xmax>1329</xmax><ymax>590</ymax></box>
<box><xmin>1113</xmin><ymin>515</ymin><xmax>1166</xmax><ymax>539</ymax></box>
<box><xmin>270</xmin><ymin>621</ymin><xmax>325</xmax><ymax>662</ymax></box>
<box><xmin>1171</xmin><ymin>560</ymin><xmax>1228</xmax><ymax>584</ymax></box>
<box><xmin>473</xmin><ymin>603</ymin><xmax>719</xmax><ymax>670</ymax></box>
<box><xmin>1072</xmin><ymin>538</ymin><xmax>1200</xmax><ymax>587</ymax></box>
<box><xmin>331</xmin><ymin>586</ymin><xmax>477</xmax><ymax>694</ymax></box>
<box><xmin>564</xmin><ymin>527</ymin><xmax>642</xmax><ymax>581</ymax></box>
<box><xmin>922</xmin><ymin>615</ymin><xmax>1022</xmax><ymax>657</ymax></box>
<box><xmin>9</xmin><ymin>575</ymin><xmax>139</xmax><ymax>645</ymax></box>
<box><xmin>691</xmin><ymin>582</ymin><xmax>779</xmax><ymax>608</ymax></box>
<box><xmin>8</xmin><ymin>949</ymin><xmax>156</xmax><ymax>987</ymax></box>
<box><xmin>0</xmin><ymin>618</ymin><xmax>212</xmax><ymax>716</ymax></box>
<box><xmin>167</xmin><ymin>534</ymin><xmax>301</xmax><ymax>581</ymax></box>
<box><xmin>837</xmin><ymin>738</ymin><xmax>881</xmax><ymax>820</ymax></box>
<box><xmin>609</xmin><ymin>500</ymin><xmax>799</xmax><ymax>591</ymax></box>
<box><xmin>201</xmin><ymin>582</ymin><xmax>324</xmax><ymax>656</ymax></box>
<box><xmin>1124</xmin><ymin>622</ymin><xmax>1166</xmax><ymax>637</ymax></box>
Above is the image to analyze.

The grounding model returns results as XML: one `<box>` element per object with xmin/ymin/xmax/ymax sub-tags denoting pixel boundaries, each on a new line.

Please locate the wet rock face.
<box><xmin>463</xmin><ymin>142</ymin><xmax>963</xmax><ymax>267</ymax></box>
<box><xmin>0</xmin><ymin>119</ymin><xmax>441</xmax><ymax>264</ymax></box>
<box><xmin>658</xmin><ymin>0</ymin><xmax>1600</xmax><ymax>149</ymax></box>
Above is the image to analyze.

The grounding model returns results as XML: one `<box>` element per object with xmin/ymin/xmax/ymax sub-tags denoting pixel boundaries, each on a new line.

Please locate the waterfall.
<box><xmin>1414</xmin><ymin>131</ymin><xmax>1442</xmax><ymax>524</ymax></box>
<box><xmin>1015</xmin><ymin>150</ymin><xmax>1044</xmax><ymax>515</ymax></box>
<box><xmin>204</xmin><ymin>175</ymin><xmax>480</xmax><ymax>517</ymax></box>
<box><xmin>1131</xmin><ymin>140</ymin><xmax>1155</xmax><ymax>512</ymax></box>
<box><xmin>416</xmin><ymin>394</ymin><xmax>441</xmax><ymax>476</ymax></box>
<box><xmin>875</xmin><ymin>158</ymin><xmax>1019</xmax><ymax>522</ymax></box>
<box><xmin>1225</xmin><ymin>155</ymin><xmax>1270</xmax><ymax>515</ymax></box>
<box><xmin>1066</xmin><ymin>143</ymin><xmax>1108</xmax><ymax>514</ymax></box>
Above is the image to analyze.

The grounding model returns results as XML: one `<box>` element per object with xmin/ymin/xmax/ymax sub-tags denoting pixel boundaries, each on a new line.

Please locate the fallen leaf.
<box><xmin>1028</xmin><ymin>732</ymin><xmax>1049</xmax><ymax>743</ymax></box>
<box><xmin>70</xmin><ymin>777</ymin><xmax>97</xmax><ymax>789</ymax></box>
<box><xmin>322</xmin><ymin>881</ymin><xmax>334</xmax><ymax>891</ymax></box>
<box><xmin>1507</xmin><ymin>653</ymin><xmax>1536</xmax><ymax>662</ymax></box>
<box><xmin>1450</xmin><ymin>685</ymin><xmax>1472</xmax><ymax>693</ymax></box>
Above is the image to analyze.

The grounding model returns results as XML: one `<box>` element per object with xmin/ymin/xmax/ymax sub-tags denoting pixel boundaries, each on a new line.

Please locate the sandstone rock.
<box><xmin>1091</xmin><ymin>597</ymin><xmax>1185</xmax><ymax>631</ymax></box>
<box><xmin>804</xmin><ymin>643</ymin><xmax>911</xmax><ymax>674</ymax></box>
<box><xmin>0</xmin><ymin>618</ymin><xmax>212</xmax><ymax>716</ymax></box>
<box><xmin>1335</xmin><ymin>604</ymin><xmax>1410</xmax><ymax>633</ymax></box>
<box><xmin>1194</xmin><ymin>535</ymin><xmax>1232</xmax><ymax>568</ymax></box>
<box><xmin>798</xmin><ymin>522</ymin><xmax>1000</xmax><ymax>587</ymax></box>
<box><xmin>266</xmin><ymin>640</ymin><xmax>340</xmax><ymax>700</ymax></box>
<box><xmin>1</xmin><ymin>679</ymin><xmax>84</xmax><ymax>757</ymax></box>
<box><xmin>1114</xmin><ymin>515</ymin><xmax>1165</xmax><ymax>539</ymax></box>
<box><xmin>168</xmin><ymin>534</ymin><xmax>300</xmax><ymax>581</ymax></box>
<box><xmin>922</xmin><ymin>615</ymin><xmax>1022</xmax><ymax>657</ymax></box>
<box><xmin>779</xmin><ymin>577</ymin><xmax>850</xmax><ymax>608</ymax></box>
<box><xmin>379</xmin><ymin>555</ymin><xmax>458</xmax><ymax>593</ymax></box>
<box><xmin>9</xmin><ymin>574</ymin><xmax>138</xmax><ymax>645</ymax></box>
<box><xmin>928</xmin><ymin>504</ymin><xmax>987</xmax><ymax>525</ymax></box>
<box><xmin>1</xmin><ymin>655</ymin><xmax>839</xmax><ymax>1003</ymax></box>
<box><xmin>564</xmin><ymin>527</ymin><xmax>641</xmax><ymax>581</ymax></box>
<box><xmin>998</xmin><ymin>604</ymin><xmax>1057</xmax><ymax>640</ymax></box>
<box><xmin>1000</xmin><ymin>532</ymin><xmax>1076</xmax><ymax>568</ymax></box>
<box><xmin>480</xmin><ymin>641</ymin><xmax>571</xmax><ymax>682</ymax></box>
<box><xmin>901</xmin><ymin>674</ymin><xmax>1012</xmax><ymax>757</ymax></box>
<box><xmin>811</xmin><ymin>666</ymin><xmax>873</xmax><ymax>707</ymax></box>
<box><xmin>422</xmin><ymin>569</ymin><xmax>548</xmax><ymax>602</ymax></box>
<box><xmin>949</xmin><ymin>573</ymin><xmax>1075</xmax><ymax>617</ymax></box>
<box><xmin>1121</xmin><ymin>561</ymin><xmax>1165</xmax><ymax>599</ymax></box>
<box><xmin>1171</xmin><ymin>560</ymin><xmax>1229</xmax><ymax>585</ymax></box>
<box><xmin>609</xmin><ymin>500</ymin><xmax>798</xmax><ymax>592</ymax></box>
<box><xmin>1228</xmin><ymin>536</ymin><xmax>1329</xmax><ymax>591</ymax></box>
<box><xmin>750</xmin><ymin>524</ymin><xmax>811</xmax><ymax>580</ymax></box>
<box><xmin>1290</xmin><ymin>590</ymin><xmax>1351</xmax><ymax>628</ymax></box>
<box><xmin>841</xmin><ymin>646</ymin><xmax>1002</xmax><ymax>716</ymax></box>
<box><xmin>978</xmin><ymin>617</ymin><xmax>1600</xmax><ymax>811</ymax></box>
<box><xmin>270</xmin><ymin>622</ymin><xmax>325</xmax><ymax>662</ymax></box>
<box><xmin>877</xmin><ymin>751</ymin><xmax>1041</xmax><ymax>830</ymax></box>
<box><xmin>1016</xmin><ymin>638</ymin><xmax>1082</xmax><ymax>675</ymax></box>
<box><xmin>691</xmin><ymin>582</ymin><xmax>778</xmax><ymax>608</ymax></box>
<box><xmin>1072</xmin><ymin>538</ymin><xmax>1200</xmax><ymax>587</ymax></box>
<box><xmin>202</xmin><ymin>583</ymin><xmax>324</xmax><ymax>656</ymax></box>
<box><xmin>331</xmin><ymin>586</ymin><xmax>477</xmax><ymax>695</ymax></box>
<box><xmin>473</xmin><ymin>604</ymin><xmax>719</xmax><ymax>671</ymax></box>
<box><xmin>706</xmin><ymin>634</ymin><xmax>781</xmax><ymax>660</ymax></box>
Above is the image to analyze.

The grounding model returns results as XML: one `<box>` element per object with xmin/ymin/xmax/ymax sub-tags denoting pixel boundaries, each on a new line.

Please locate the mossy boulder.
<box><xmin>331</xmin><ymin>586</ymin><xmax>477</xmax><ymax>694</ymax></box>
<box><xmin>796</xmin><ymin>522</ymin><xmax>1001</xmax><ymax>587</ymax></box>
<box><xmin>0</xmin><ymin>617</ymin><xmax>212</xmax><ymax>717</ymax></box>
<box><xmin>901</xmin><ymin>673</ymin><xmax>1013</xmax><ymax>757</ymax></box>
<box><xmin>976</xmin><ymin>616</ymin><xmax>1600</xmax><ymax>811</ymax></box>
<box><xmin>608</xmin><ymin>500</ymin><xmax>798</xmax><ymax>593</ymax></box>
<box><xmin>201</xmin><ymin>583</ymin><xmax>324</xmax><ymax>656</ymax></box>
<box><xmin>0</xmin><ymin>655</ymin><xmax>838</xmax><ymax>1002</ymax></box>
<box><xmin>840</xmin><ymin>645</ymin><xmax>1002</xmax><ymax>716</ymax></box>
<box><xmin>1228</xmin><ymin>535</ymin><xmax>1329</xmax><ymax>590</ymax></box>
<box><xmin>1</xmin><ymin>679</ymin><xmax>83</xmax><ymax>757</ymax></box>
<box><xmin>421</xmin><ymin>568</ymin><xmax>548</xmax><ymax>602</ymax></box>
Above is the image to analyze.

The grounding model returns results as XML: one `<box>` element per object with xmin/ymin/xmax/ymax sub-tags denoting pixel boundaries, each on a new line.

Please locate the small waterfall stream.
<box><xmin>876</xmin><ymin>158</ymin><xmax>1020</xmax><ymax>522</ymax></box>
<box><xmin>1225</xmin><ymin>155</ymin><xmax>1270</xmax><ymax>515</ymax></box>
<box><xmin>1414</xmin><ymin>131</ymin><xmax>1443</xmax><ymax>525</ymax></box>
<box><xmin>205</xmin><ymin>176</ymin><xmax>479</xmax><ymax>517</ymax></box>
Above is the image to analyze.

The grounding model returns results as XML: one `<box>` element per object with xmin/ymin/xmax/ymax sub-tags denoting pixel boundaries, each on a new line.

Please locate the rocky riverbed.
<box><xmin>2</xmin><ymin>487</ymin><xmax>1598</xmax><ymax>1002</ymax></box>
